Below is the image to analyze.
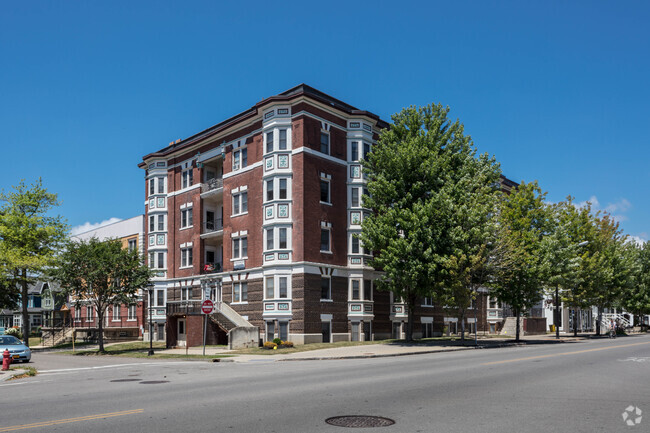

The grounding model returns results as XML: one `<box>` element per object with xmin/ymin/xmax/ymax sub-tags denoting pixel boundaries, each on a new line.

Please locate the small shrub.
<box><xmin>263</xmin><ymin>341</ymin><xmax>277</xmax><ymax>350</ymax></box>
<box><xmin>5</xmin><ymin>327</ymin><xmax>22</xmax><ymax>339</ymax></box>
<box><xmin>280</xmin><ymin>341</ymin><xmax>294</xmax><ymax>348</ymax></box>
<box><xmin>272</xmin><ymin>337</ymin><xmax>282</xmax><ymax>345</ymax></box>
<box><xmin>30</xmin><ymin>327</ymin><xmax>42</xmax><ymax>337</ymax></box>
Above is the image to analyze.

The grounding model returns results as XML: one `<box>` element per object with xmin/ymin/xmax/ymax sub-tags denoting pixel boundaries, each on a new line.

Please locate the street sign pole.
<box><xmin>203</xmin><ymin>314</ymin><xmax>207</xmax><ymax>356</ymax></box>
<box><xmin>201</xmin><ymin>299</ymin><xmax>214</xmax><ymax>356</ymax></box>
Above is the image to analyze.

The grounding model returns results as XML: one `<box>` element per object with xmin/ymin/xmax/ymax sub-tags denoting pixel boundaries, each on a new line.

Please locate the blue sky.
<box><xmin>1</xmin><ymin>1</ymin><xmax>648</xmax><ymax>242</ymax></box>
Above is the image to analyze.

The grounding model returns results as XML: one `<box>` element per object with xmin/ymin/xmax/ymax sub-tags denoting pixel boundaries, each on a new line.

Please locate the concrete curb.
<box><xmin>0</xmin><ymin>368</ymin><xmax>28</xmax><ymax>382</ymax></box>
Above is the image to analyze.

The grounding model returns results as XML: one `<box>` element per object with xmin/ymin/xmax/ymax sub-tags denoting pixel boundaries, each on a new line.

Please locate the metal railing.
<box><xmin>203</xmin><ymin>219</ymin><xmax>223</xmax><ymax>233</ymax></box>
<box><xmin>201</xmin><ymin>177</ymin><xmax>223</xmax><ymax>193</ymax></box>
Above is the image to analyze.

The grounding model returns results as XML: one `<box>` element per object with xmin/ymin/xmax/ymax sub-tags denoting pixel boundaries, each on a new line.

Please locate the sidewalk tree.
<box><xmin>621</xmin><ymin>241</ymin><xmax>649</xmax><ymax>325</ymax></box>
<box><xmin>361</xmin><ymin>103</ymin><xmax>501</xmax><ymax>342</ymax></box>
<box><xmin>489</xmin><ymin>181</ymin><xmax>548</xmax><ymax>342</ymax></box>
<box><xmin>52</xmin><ymin>237</ymin><xmax>152</xmax><ymax>352</ymax></box>
<box><xmin>0</xmin><ymin>179</ymin><xmax>68</xmax><ymax>346</ymax></box>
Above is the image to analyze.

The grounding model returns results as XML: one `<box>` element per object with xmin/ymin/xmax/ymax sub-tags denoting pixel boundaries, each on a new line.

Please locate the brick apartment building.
<box><xmin>140</xmin><ymin>84</ymin><xmax>497</xmax><ymax>348</ymax></box>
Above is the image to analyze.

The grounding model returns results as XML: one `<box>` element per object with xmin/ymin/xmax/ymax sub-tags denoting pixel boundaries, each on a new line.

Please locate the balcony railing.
<box><xmin>203</xmin><ymin>219</ymin><xmax>223</xmax><ymax>233</ymax></box>
<box><xmin>201</xmin><ymin>178</ymin><xmax>223</xmax><ymax>193</ymax></box>
<box><xmin>203</xmin><ymin>262</ymin><xmax>222</xmax><ymax>273</ymax></box>
<box><xmin>167</xmin><ymin>300</ymin><xmax>203</xmax><ymax>315</ymax></box>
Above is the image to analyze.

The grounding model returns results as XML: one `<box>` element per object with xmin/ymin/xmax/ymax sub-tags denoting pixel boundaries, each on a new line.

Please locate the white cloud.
<box><xmin>628</xmin><ymin>235</ymin><xmax>647</xmax><ymax>246</ymax></box>
<box><xmin>605</xmin><ymin>198</ymin><xmax>632</xmax><ymax>214</ymax></box>
<box><xmin>70</xmin><ymin>217</ymin><xmax>123</xmax><ymax>236</ymax></box>
<box><xmin>577</xmin><ymin>195</ymin><xmax>600</xmax><ymax>209</ymax></box>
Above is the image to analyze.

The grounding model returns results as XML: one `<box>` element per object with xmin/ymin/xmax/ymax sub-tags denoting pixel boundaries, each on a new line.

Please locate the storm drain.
<box><xmin>139</xmin><ymin>380</ymin><xmax>169</xmax><ymax>384</ymax></box>
<box><xmin>110</xmin><ymin>379</ymin><xmax>142</xmax><ymax>382</ymax></box>
<box><xmin>325</xmin><ymin>416</ymin><xmax>395</xmax><ymax>428</ymax></box>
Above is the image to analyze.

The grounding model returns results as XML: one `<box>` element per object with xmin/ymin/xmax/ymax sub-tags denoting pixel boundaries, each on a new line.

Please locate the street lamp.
<box><xmin>555</xmin><ymin>241</ymin><xmax>589</xmax><ymax>339</ymax></box>
<box><xmin>147</xmin><ymin>283</ymin><xmax>154</xmax><ymax>356</ymax></box>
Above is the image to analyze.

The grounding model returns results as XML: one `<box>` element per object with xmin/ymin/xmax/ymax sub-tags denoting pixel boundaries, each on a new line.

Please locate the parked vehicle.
<box><xmin>0</xmin><ymin>335</ymin><xmax>31</xmax><ymax>363</ymax></box>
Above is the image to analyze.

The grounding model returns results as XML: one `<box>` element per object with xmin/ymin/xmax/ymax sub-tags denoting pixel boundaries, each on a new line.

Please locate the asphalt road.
<box><xmin>2</xmin><ymin>335</ymin><xmax>649</xmax><ymax>432</ymax></box>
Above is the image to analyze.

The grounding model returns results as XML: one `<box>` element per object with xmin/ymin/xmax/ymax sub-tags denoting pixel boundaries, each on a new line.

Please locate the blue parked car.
<box><xmin>0</xmin><ymin>335</ymin><xmax>31</xmax><ymax>363</ymax></box>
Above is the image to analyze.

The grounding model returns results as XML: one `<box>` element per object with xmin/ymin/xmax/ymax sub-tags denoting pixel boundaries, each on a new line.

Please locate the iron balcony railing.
<box><xmin>201</xmin><ymin>177</ymin><xmax>223</xmax><ymax>193</ymax></box>
<box><xmin>203</xmin><ymin>219</ymin><xmax>223</xmax><ymax>233</ymax></box>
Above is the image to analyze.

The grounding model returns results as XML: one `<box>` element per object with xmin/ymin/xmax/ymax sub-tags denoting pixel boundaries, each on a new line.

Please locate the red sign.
<box><xmin>201</xmin><ymin>300</ymin><xmax>214</xmax><ymax>314</ymax></box>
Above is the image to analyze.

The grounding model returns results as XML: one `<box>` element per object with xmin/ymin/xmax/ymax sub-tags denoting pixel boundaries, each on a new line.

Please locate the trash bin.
<box><xmin>550</xmin><ymin>324</ymin><xmax>556</xmax><ymax>332</ymax></box>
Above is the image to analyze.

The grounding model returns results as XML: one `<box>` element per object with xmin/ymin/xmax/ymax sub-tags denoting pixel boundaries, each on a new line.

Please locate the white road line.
<box><xmin>38</xmin><ymin>361</ymin><xmax>195</xmax><ymax>373</ymax></box>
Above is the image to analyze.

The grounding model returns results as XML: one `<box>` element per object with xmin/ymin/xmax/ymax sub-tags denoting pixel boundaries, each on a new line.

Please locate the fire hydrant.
<box><xmin>2</xmin><ymin>349</ymin><xmax>12</xmax><ymax>371</ymax></box>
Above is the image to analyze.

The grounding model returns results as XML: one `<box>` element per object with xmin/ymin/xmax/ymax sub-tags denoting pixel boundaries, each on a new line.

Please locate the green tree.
<box><xmin>490</xmin><ymin>181</ymin><xmax>548</xmax><ymax>341</ymax></box>
<box><xmin>0</xmin><ymin>179</ymin><xmax>67</xmax><ymax>345</ymax></box>
<box><xmin>52</xmin><ymin>238</ymin><xmax>151</xmax><ymax>352</ymax></box>
<box><xmin>361</xmin><ymin>103</ymin><xmax>501</xmax><ymax>341</ymax></box>
<box><xmin>621</xmin><ymin>241</ymin><xmax>649</xmax><ymax>326</ymax></box>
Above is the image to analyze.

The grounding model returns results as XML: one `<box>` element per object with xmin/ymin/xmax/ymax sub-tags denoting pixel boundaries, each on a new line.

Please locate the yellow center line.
<box><xmin>482</xmin><ymin>341</ymin><xmax>650</xmax><ymax>366</ymax></box>
<box><xmin>0</xmin><ymin>409</ymin><xmax>144</xmax><ymax>432</ymax></box>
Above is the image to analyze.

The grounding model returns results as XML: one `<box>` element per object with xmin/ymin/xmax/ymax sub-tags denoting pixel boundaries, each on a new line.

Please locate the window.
<box><xmin>232</xmin><ymin>192</ymin><xmax>248</xmax><ymax>215</ymax></box>
<box><xmin>279</xmin><ymin>228</ymin><xmax>287</xmax><ymax>249</ymax></box>
<box><xmin>157</xmin><ymin>252</ymin><xmax>164</xmax><ymax>269</ymax></box>
<box><xmin>265</xmin><ymin>277</ymin><xmax>274</xmax><ymax>299</ymax></box>
<box><xmin>156</xmin><ymin>290</ymin><xmax>164</xmax><ymax>307</ymax></box>
<box><xmin>279</xmin><ymin>129</ymin><xmax>287</xmax><ymax>150</ymax></box>
<box><xmin>112</xmin><ymin>305</ymin><xmax>121</xmax><ymax>321</ymax></box>
<box><xmin>181</xmin><ymin>287</ymin><xmax>192</xmax><ymax>301</ymax></box>
<box><xmin>279</xmin><ymin>179</ymin><xmax>287</xmax><ymax>199</ymax></box>
<box><xmin>149</xmin><ymin>252</ymin><xmax>155</xmax><ymax>269</ymax></box>
<box><xmin>351</xmin><ymin>188</ymin><xmax>360</xmax><ymax>207</ymax></box>
<box><xmin>322</xmin><ymin>321</ymin><xmax>331</xmax><ymax>342</ymax></box>
<box><xmin>266</xmin><ymin>322</ymin><xmax>275</xmax><ymax>342</ymax></box>
<box><xmin>157</xmin><ymin>215</ymin><xmax>164</xmax><ymax>231</ymax></box>
<box><xmin>232</xmin><ymin>237</ymin><xmax>248</xmax><ymax>259</ymax></box>
<box><xmin>86</xmin><ymin>306</ymin><xmax>94</xmax><ymax>321</ymax></box>
<box><xmin>320</xmin><ymin>180</ymin><xmax>330</xmax><ymax>203</ymax></box>
<box><xmin>157</xmin><ymin>177</ymin><xmax>165</xmax><ymax>194</ymax></box>
<box><xmin>266</xmin><ymin>131</ymin><xmax>274</xmax><ymax>153</ymax></box>
<box><xmin>279</xmin><ymin>277</ymin><xmax>288</xmax><ymax>298</ymax></box>
<box><xmin>351</xmin><ymin>235</ymin><xmax>360</xmax><ymax>254</ymax></box>
<box><xmin>181</xmin><ymin>247</ymin><xmax>193</xmax><ymax>268</ymax></box>
<box><xmin>266</xmin><ymin>179</ymin><xmax>274</xmax><ymax>201</ymax></box>
<box><xmin>321</xmin><ymin>277</ymin><xmax>331</xmax><ymax>300</ymax></box>
<box><xmin>233</xmin><ymin>282</ymin><xmax>248</xmax><ymax>303</ymax></box>
<box><xmin>266</xmin><ymin>228</ymin><xmax>274</xmax><ymax>250</ymax></box>
<box><xmin>320</xmin><ymin>228</ymin><xmax>330</xmax><ymax>252</ymax></box>
<box><xmin>422</xmin><ymin>322</ymin><xmax>433</xmax><ymax>338</ymax></box>
<box><xmin>149</xmin><ymin>178</ymin><xmax>155</xmax><ymax>195</ymax></box>
<box><xmin>320</xmin><ymin>132</ymin><xmax>329</xmax><ymax>154</ymax></box>
<box><xmin>233</xmin><ymin>148</ymin><xmax>247</xmax><ymax>170</ymax></box>
<box><xmin>351</xmin><ymin>280</ymin><xmax>360</xmax><ymax>300</ymax></box>
<box><xmin>149</xmin><ymin>215</ymin><xmax>155</xmax><ymax>232</ymax></box>
<box><xmin>128</xmin><ymin>305</ymin><xmax>136</xmax><ymax>321</ymax></box>
<box><xmin>423</xmin><ymin>297</ymin><xmax>433</xmax><ymax>307</ymax></box>
<box><xmin>363</xmin><ymin>142</ymin><xmax>371</xmax><ymax>160</ymax></box>
<box><xmin>279</xmin><ymin>322</ymin><xmax>288</xmax><ymax>341</ymax></box>
<box><xmin>181</xmin><ymin>208</ymin><xmax>193</xmax><ymax>228</ymax></box>
<box><xmin>351</xmin><ymin>141</ymin><xmax>359</xmax><ymax>161</ymax></box>
<box><xmin>182</xmin><ymin>169</ymin><xmax>193</xmax><ymax>189</ymax></box>
<box><xmin>128</xmin><ymin>239</ymin><xmax>137</xmax><ymax>252</ymax></box>
<box><xmin>364</xmin><ymin>280</ymin><xmax>372</xmax><ymax>300</ymax></box>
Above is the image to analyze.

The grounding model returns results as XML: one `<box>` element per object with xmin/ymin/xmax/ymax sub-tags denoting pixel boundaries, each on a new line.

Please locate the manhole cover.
<box><xmin>110</xmin><ymin>379</ymin><xmax>142</xmax><ymax>382</ymax></box>
<box><xmin>139</xmin><ymin>380</ymin><xmax>169</xmax><ymax>384</ymax></box>
<box><xmin>326</xmin><ymin>416</ymin><xmax>395</xmax><ymax>428</ymax></box>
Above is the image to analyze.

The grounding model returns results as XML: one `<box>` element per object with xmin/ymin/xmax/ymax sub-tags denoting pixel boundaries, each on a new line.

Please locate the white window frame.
<box><xmin>320</xmin><ymin>177</ymin><xmax>331</xmax><ymax>205</ymax></box>
<box><xmin>180</xmin><ymin>247</ymin><xmax>193</xmax><ymax>268</ymax></box>
<box><xmin>86</xmin><ymin>305</ymin><xmax>94</xmax><ymax>321</ymax></box>
<box><xmin>181</xmin><ymin>287</ymin><xmax>192</xmax><ymax>302</ymax></box>
<box><xmin>350</xmin><ymin>279</ymin><xmax>361</xmax><ymax>301</ymax></box>
<box><xmin>180</xmin><ymin>208</ymin><xmax>193</xmax><ymax>229</ymax></box>
<box><xmin>232</xmin><ymin>236</ymin><xmax>248</xmax><ymax>259</ymax></box>
<box><xmin>233</xmin><ymin>147</ymin><xmax>248</xmax><ymax>171</ymax></box>
<box><xmin>232</xmin><ymin>282</ymin><xmax>248</xmax><ymax>304</ymax></box>
<box><xmin>320</xmin><ymin>131</ymin><xmax>330</xmax><ymax>155</ymax></box>
<box><xmin>182</xmin><ymin>169</ymin><xmax>193</xmax><ymax>189</ymax></box>
<box><xmin>232</xmin><ymin>191</ymin><xmax>248</xmax><ymax>216</ymax></box>
<box><xmin>350</xmin><ymin>141</ymin><xmax>359</xmax><ymax>162</ymax></box>
<box><xmin>112</xmin><ymin>304</ymin><xmax>121</xmax><ymax>321</ymax></box>
<box><xmin>127</xmin><ymin>305</ymin><xmax>136</xmax><ymax>321</ymax></box>
<box><xmin>157</xmin><ymin>176</ymin><xmax>166</xmax><ymax>194</ymax></box>
<box><xmin>320</xmin><ymin>227</ymin><xmax>331</xmax><ymax>253</ymax></box>
<box><xmin>264</xmin><ymin>226</ymin><xmax>291</xmax><ymax>252</ymax></box>
<box><xmin>264</xmin><ymin>275</ymin><xmax>291</xmax><ymax>300</ymax></box>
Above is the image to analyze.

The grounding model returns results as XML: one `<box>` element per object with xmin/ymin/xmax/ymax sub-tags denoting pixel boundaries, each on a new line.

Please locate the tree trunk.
<box><xmin>515</xmin><ymin>309</ymin><xmax>521</xmax><ymax>342</ymax></box>
<box><xmin>21</xmin><ymin>268</ymin><xmax>30</xmax><ymax>347</ymax></box>
<box><xmin>97</xmin><ymin>305</ymin><xmax>105</xmax><ymax>352</ymax></box>
<box><xmin>406</xmin><ymin>298</ymin><xmax>414</xmax><ymax>342</ymax></box>
<box><xmin>459</xmin><ymin>310</ymin><xmax>466</xmax><ymax>345</ymax></box>
<box><xmin>573</xmin><ymin>309</ymin><xmax>578</xmax><ymax>337</ymax></box>
<box><xmin>596</xmin><ymin>306</ymin><xmax>602</xmax><ymax>336</ymax></box>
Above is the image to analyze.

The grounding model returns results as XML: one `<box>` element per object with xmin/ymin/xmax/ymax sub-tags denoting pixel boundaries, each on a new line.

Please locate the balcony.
<box><xmin>200</xmin><ymin>219</ymin><xmax>223</xmax><ymax>240</ymax></box>
<box><xmin>167</xmin><ymin>300</ymin><xmax>203</xmax><ymax>315</ymax></box>
<box><xmin>201</xmin><ymin>178</ymin><xmax>223</xmax><ymax>200</ymax></box>
<box><xmin>202</xmin><ymin>262</ymin><xmax>223</xmax><ymax>274</ymax></box>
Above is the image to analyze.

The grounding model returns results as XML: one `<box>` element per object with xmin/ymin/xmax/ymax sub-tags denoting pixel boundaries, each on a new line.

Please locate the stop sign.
<box><xmin>201</xmin><ymin>299</ymin><xmax>214</xmax><ymax>314</ymax></box>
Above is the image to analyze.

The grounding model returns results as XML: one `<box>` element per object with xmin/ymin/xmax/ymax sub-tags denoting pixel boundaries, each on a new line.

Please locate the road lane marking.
<box><xmin>0</xmin><ymin>409</ymin><xmax>144</xmax><ymax>432</ymax></box>
<box><xmin>482</xmin><ymin>341</ymin><xmax>650</xmax><ymax>365</ymax></box>
<box><xmin>38</xmin><ymin>361</ymin><xmax>193</xmax><ymax>374</ymax></box>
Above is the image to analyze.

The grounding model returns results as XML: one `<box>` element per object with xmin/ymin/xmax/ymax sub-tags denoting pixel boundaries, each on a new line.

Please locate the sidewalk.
<box><xmin>155</xmin><ymin>333</ymin><xmax>592</xmax><ymax>363</ymax></box>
